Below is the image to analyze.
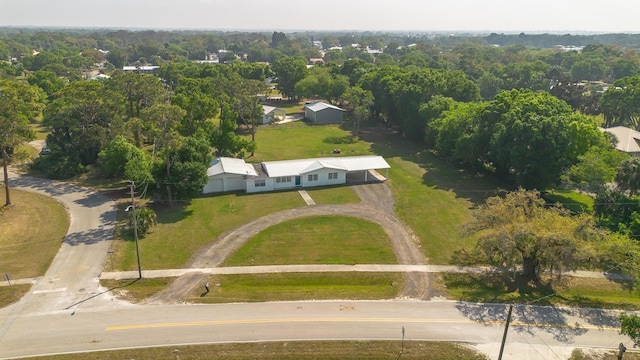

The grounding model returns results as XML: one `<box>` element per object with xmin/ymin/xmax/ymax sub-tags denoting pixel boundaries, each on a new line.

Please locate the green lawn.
<box><xmin>304</xmin><ymin>185</ymin><xmax>360</xmax><ymax>204</ymax></box>
<box><xmin>28</xmin><ymin>341</ymin><xmax>489</xmax><ymax>360</ymax></box>
<box><xmin>112</xmin><ymin>191</ymin><xmax>305</xmax><ymax>271</ymax></box>
<box><xmin>223</xmin><ymin>216</ymin><xmax>396</xmax><ymax>266</ymax></box>
<box><xmin>0</xmin><ymin>189</ymin><xmax>69</xmax><ymax>279</ymax></box>
<box><xmin>102</xmin><ymin>273</ymin><xmax>404</xmax><ymax>304</ymax></box>
<box><xmin>544</xmin><ymin>189</ymin><xmax>594</xmax><ymax>214</ymax></box>
<box><xmin>360</xmin><ymin>126</ymin><xmax>505</xmax><ymax>264</ymax></box>
<box><xmin>30</xmin><ymin>122</ymin><xmax>50</xmax><ymax>141</ymax></box>
<box><xmin>247</xmin><ymin>124</ymin><xmax>374</xmax><ymax>163</ymax></box>
<box><xmin>192</xmin><ymin>273</ymin><xmax>404</xmax><ymax>303</ymax></box>
<box><xmin>441</xmin><ymin>273</ymin><xmax>640</xmax><ymax>310</ymax></box>
<box><xmin>264</xmin><ymin>99</ymin><xmax>305</xmax><ymax>114</ymax></box>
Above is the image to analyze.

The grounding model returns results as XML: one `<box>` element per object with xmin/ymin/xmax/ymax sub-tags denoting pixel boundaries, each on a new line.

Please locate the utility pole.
<box><xmin>128</xmin><ymin>181</ymin><xmax>142</xmax><ymax>279</ymax></box>
<box><xmin>618</xmin><ymin>343</ymin><xmax>627</xmax><ymax>360</ymax></box>
<box><xmin>498</xmin><ymin>304</ymin><xmax>514</xmax><ymax>360</ymax></box>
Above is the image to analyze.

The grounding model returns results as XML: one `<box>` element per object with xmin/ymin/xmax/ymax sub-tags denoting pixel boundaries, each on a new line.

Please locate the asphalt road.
<box><xmin>0</xmin><ymin>299</ymin><xmax>630</xmax><ymax>359</ymax></box>
<box><xmin>0</xmin><ymin>170</ymin><xmax>634</xmax><ymax>359</ymax></box>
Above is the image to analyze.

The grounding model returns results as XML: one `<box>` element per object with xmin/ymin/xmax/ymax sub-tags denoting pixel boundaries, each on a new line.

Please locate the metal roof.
<box><xmin>600</xmin><ymin>126</ymin><xmax>640</xmax><ymax>153</ymax></box>
<box><xmin>304</xmin><ymin>102</ymin><xmax>344</xmax><ymax>112</ymax></box>
<box><xmin>206</xmin><ymin>157</ymin><xmax>258</xmax><ymax>177</ymax></box>
<box><xmin>262</xmin><ymin>156</ymin><xmax>389</xmax><ymax>178</ymax></box>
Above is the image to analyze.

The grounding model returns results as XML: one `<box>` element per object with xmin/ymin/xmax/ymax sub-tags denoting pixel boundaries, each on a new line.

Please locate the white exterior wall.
<box><xmin>272</xmin><ymin>176</ymin><xmax>297</xmax><ymax>190</ymax></box>
<box><xmin>301</xmin><ymin>168</ymin><xmax>346</xmax><ymax>188</ymax></box>
<box><xmin>246</xmin><ymin>178</ymin><xmax>275</xmax><ymax>193</ymax></box>
<box><xmin>203</xmin><ymin>178</ymin><xmax>224</xmax><ymax>193</ymax></box>
<box><xmin>203</xmin><ymin>175</ymin><xmax>247</xmax><ymax>194</ymax></box>
<box><xmin>225</xmin><ymin>177</ymin><xmax>245</xmax><ymax>191</ymax></box>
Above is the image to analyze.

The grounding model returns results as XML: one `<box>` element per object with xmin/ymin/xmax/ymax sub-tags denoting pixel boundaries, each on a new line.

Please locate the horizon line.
<box><xmin>1</xmin><ymin>25</ymin><xmax>639</xmax><ymax>35</ymax></box>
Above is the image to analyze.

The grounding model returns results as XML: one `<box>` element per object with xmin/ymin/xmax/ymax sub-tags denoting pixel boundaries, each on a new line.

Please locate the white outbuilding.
<box><xmin>202</xmin><ymin>157</ymin><xmax>258</xmax><ymax>194</ymax></box>
<box><xmin>260</xmin><ymin>105</ymin><xmax>287</xmax><ymax>124</ymax></box>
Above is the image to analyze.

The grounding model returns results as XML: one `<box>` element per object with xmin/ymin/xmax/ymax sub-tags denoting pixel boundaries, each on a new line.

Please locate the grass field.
<box><xmin>27</xmin><ymin>341</ymin><xmax>489</xmax><ymax>360</ymax></box>
<box><xmin>356</xmin><ymin>127</ymin><xmax>506</xmax><ymax>264</ymax></box>
<box><xmin>304</xmin><ymin>185</ymin><xmax>360</xmax><ymax>204</ymax></box>
<box><xmin>102</xmin><ymin>273</ymin><xmax>404</xmax><ymax>303</ymax></box>
<box><xmin>264</xmin><ymin>99</ymin><xmax>305</xmax><ymax>114</ymax></box>
<box><xmin>222</xmin><ymin>216</ymin><xmax>396</xmax><ymax>266</ymax></box>
<box><xmin>109</xmin><ymin>123</ymin><xmax>506</xmax><ymax>277</ymax></box>
<box><xmin>0</xmin><ymin>284</ymin><xmax>30</xmax><ymax>307</ymax></box>
<box><xmin>544</xmin><ymin>189</ymin><xmax>595</xmax><ymax>214</ymax></box>
<box><xmin>0</xmin><ymin>188</ymin><xmax>69</xmax><ymax>279</ymax></box>
<box><xmin>111</xmin><ymin>191</ymin><xmax>305</xmax><ymax>271</ymax></box>
<box><xmin>191</xmin><ymin>272</ymin><xmax>404</xmax><ymax>303</ymax></box>
<box><xmin>247</xmin><ymin>124</ymin><xmax>373</xmax><ymax>163</ymax></box>
<box><xmin>440</xmin><ymin>273</ymin><xmax>640</xmax><ymax>310</ymax></box>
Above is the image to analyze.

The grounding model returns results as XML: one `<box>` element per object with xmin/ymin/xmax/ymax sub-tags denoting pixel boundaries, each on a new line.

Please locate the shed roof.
<box><xmin>304</xmin><ymin>102</ymin><xmax>343</xmax><ymax>113</ymax></box>
<box><xmin>600</xmin><ymin>126</ymin><xmax>640</xmax><ymax>153</ymax></box>
<box><xmin>262</xmin><ymin>105</ymin><xmax>277</xmax><ymax>115</ymax></box>
<box><xmin>207</xmin><ymin>157</ymin><xmax>258</xmax><ymax>177</ymax></box>
<box><xmin>262</xmin><ymin>155</ymin><xmax>389</xmax><ymax>178</ymax></box>
<box><xmin>262</xmin><ymin>105</ymin><xmax>286</xmax><ymax>115</ymax></box>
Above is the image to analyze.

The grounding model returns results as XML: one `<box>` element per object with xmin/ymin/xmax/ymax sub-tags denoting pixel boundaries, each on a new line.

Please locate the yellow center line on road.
<box><xmin>105</xmin><ymin>318</ymin><xmax>618</xmax><ymax>331</ymax></box>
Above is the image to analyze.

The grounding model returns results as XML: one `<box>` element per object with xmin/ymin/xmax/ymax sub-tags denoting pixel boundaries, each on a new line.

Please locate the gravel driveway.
<box><xmin>146</xmin><ymin>182</ymin><xmax>431</xmax><ymax>304</ymax></box>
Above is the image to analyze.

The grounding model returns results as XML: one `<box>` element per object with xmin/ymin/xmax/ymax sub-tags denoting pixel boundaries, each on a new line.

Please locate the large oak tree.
<box><xmin>466</xmin><ymin>189</ymin><xmax>594</xmax><ymax>281</ymax></box>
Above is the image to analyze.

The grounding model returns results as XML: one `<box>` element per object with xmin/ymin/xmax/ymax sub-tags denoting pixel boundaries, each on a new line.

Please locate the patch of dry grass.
<box><xmin>29</xmin><ymin>340</ymin><xmax>489</xmax><ymax>360</ymax></box>
<box><xmin>0</xmin><ymin>188</ymin><xmax>69</xmax><ymax>279</ymax></box>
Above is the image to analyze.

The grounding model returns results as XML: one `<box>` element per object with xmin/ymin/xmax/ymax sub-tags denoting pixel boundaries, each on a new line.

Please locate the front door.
<box><xmin>295</xmin><ymin>176</ymin><xmax>301</xmax><ymax>186</ymax></box>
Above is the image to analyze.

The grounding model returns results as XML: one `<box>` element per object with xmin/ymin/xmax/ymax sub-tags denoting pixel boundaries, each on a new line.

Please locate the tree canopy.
<box><xmin>0</xmin><ymin>80</ymin><xmax>45</xmax><ymax>205</ymax></box>
<box><xmin>467</xmin><ymin>189</ymin><xmax>594</xmax><ymax>280</ymax></box>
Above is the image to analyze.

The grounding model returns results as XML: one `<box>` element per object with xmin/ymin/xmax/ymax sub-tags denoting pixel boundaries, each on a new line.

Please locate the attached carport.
<box><xmin>341</xmin><ymin>156</ymin><xmax>390</xmax><ymax>184</ymax></box>
<box><xmin>346</xmin><ymin>169</ymin><xmax>388</xmax><ymax>184</ymax></box>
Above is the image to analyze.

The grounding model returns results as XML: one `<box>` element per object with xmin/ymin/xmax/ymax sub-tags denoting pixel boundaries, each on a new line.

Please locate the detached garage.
<box><xmin>203</xmin><ymin>157</ymin><xmax>258</xmax><ymax>194</ymax></box>
<box><xmin>304</xmin><ymin>102</ymin><xmax>344</xmax><ymax>125</ymax></box>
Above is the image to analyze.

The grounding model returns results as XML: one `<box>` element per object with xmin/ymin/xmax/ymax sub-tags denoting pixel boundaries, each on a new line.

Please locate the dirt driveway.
<box><xmin>146</xmin><ymin>182</ymin><xmax>431</xmax><ymax>304</ymax></box>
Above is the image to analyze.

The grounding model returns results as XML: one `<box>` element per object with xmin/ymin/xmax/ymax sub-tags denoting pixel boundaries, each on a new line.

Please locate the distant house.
<box><xmin>600</xmin><ymin>126</ymin><xmax>640</xmax><ymax>156</ymax></box>
<box><xmin>304</xmin><ymin>102</ymin><xmax>344</xmax><ymax>125</ymax></box>
<box><xmin>261</xmin><ymin>105</ymin><xmax>287</xmax><ymax>124</ymax></box>
<box><xmin>202</xmin><ymin>157</ymin><xmax>258</xmax><ymax>193</ymax></box>
<box><xmin>203</xmin><ymin>155</ymin><xmax>390</xmax><ymax>194</ymax></box>
<box><xmin>122</xmin><ymin>65</ymin><xmax>159</xmax><ymax>74</ymax></box>
<box><xmin>90</xmin><ymin>73</ymin><xmax>110</xmax><ymax>81</ymax></box>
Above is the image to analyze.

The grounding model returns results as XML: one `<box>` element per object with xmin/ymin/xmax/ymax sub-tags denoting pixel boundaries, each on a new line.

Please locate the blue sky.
<box><xmin>1</xmin><ymin>0</ymin><xmax>638</xmax><ymax>33</ymax></box>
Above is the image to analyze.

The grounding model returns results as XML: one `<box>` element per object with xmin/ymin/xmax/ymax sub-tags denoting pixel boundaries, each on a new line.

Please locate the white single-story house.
<box><xmin>122</xmin><ymin>65</ymin><xmax>160</xmax><ymax>74</ymax></box>
<box><xmin>260</xmin><ymin>105</ymin><xmax>287</xmax><ymax>124</ymax></box>
<box><xmin>599</xmin><ymin>126</ymin><xmax>640</xmax><ymax>156</ymax></box>
<box><xmin>203</xmin><ymin>155</ymin><xmax>390</xmax><ymax>194</ymax></box>
<box><xmin>304</xmin><ymin>102</ymin><xmax>344</xmax><ymax>125</ymax></box>
<box><xmin>203</xmin><ymin>157</ymin><xmax>259</xmax><ymax>193</ymax></box>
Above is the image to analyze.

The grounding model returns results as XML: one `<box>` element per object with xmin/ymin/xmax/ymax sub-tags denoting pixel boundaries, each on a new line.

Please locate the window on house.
<box><xmin>308</xmin><ymin>174</ymin><xmax>318</xmax><ymax>181</ymax></box>
<box><xmin>276</xmin><ymin>176</ymin><xmax>291</xmax><ymax>183</ymax></box>
<box><xmin>255</xmin><ymin>179</ymin><xmax>266</xmax><ymax>187</ymax></box>
<box><xmin>328</xmin><ymin>172</ymin><xmax>338</xmax><ymax>180</ymax></box>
